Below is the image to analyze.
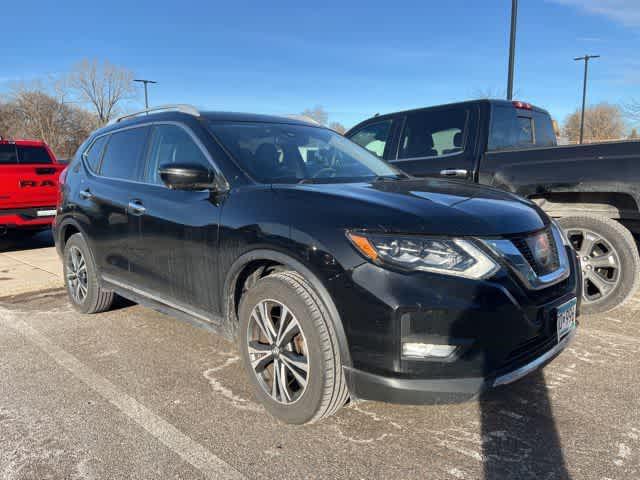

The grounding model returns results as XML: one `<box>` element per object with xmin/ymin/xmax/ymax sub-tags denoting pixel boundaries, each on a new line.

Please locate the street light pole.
<box><xmin>574</xmin><ymin>55</ymin><xmax>600</xmax><ymax>144</ymax></box>
<box><xmin>134</xmin><ymin>79</ymin><xmax>157</xmax><ymax>110</ymax></box>
<box><xmin>507</xmin><ymin>0</ymin><xmax>518</xmax><ymax>100</ymax></box>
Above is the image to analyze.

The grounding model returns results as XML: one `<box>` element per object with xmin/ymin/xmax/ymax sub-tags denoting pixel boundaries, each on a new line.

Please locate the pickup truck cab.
<box><xmin>346</xmin><ymin>100</ymin><xmax>640</xmax><ymax>314</ymax></box>
<box><xmin>0</xmin><ymin>139</ymin><xmax>65</xmax><ymax>236</ymax></box>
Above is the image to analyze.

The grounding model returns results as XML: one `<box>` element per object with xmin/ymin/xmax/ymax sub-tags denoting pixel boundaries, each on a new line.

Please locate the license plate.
<box><xmin>37</xmin><ymin>209</ymin><xmax>56</xmax><ymax>217</ymax></box>
<box><xmin>556</xmin><ymin>298</ymin><xmax>577</xmax><ymax>342</ymax></box>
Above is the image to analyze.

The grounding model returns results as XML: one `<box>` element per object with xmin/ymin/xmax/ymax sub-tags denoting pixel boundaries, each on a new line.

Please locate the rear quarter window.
<box><xmin>83</xmin><ymin>135</ymin><xmax>109</xmax><ymax>173</ymax></box>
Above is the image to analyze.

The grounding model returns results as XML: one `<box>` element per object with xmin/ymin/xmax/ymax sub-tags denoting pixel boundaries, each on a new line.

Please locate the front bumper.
<box><xmin>344</xmin><ymin>328</ymin><xmax>575</xmax><ymax>404</ymax></box>
<box><xmin>329</xmin><ymin>245</ymin><xmax>581</xmax><ymax>404</ymax></box>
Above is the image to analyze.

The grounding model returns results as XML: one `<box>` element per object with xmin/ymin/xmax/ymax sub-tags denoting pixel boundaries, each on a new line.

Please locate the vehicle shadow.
<box><xmin>478</xmin><ymin>370</ymin><xmax>571</xmax><ymax>479</ymax></box>
<box><xmin>446</xmin><ymin>283</ymin><xmax>573</xmax><ymax>479</ymax></box>
<box><xmin>0</xmin><ymin>230</ymin><xmax>55</xmax><ymax>253</ymax></box>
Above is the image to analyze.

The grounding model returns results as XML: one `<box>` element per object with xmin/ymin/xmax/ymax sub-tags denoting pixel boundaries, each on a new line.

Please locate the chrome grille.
<box><xmin>511</xmin><ymin>228</ymin><xmax>560</xmax><ymax>276</ymax></box>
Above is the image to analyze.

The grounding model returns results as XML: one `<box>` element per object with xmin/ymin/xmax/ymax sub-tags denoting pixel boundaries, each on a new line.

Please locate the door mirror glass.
<box><xmin>159</xmin><ymin>163</ymin><xmax>215</xmax><ymax>190</ymax></box>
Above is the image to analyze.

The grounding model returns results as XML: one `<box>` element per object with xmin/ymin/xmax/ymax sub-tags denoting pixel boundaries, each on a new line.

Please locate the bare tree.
<box><xmin>623</xmin><ymin>98</ymin><xmax>640</xmax><ymax>124</ymax></box>
<box><xmin>329</xmin><ymin>121</ymin><xmax>346</xmax><ymax>134</ymax></box>
<box><xmin>301</xmin><ymin>106</ymin><xmax>328</xmax><ymax>126</ymax></box>
<box><xmin>1</xmin><ymin>85</ymin><xmax>97</xmax><ymax>157</ymax></box>
<box><xmin>68</xmin><ymin>59</ymin><xmax>135</xmax><ymax>125</ymax></box>
<box><xmin>563</xmin><ymin>103</ymin><xmax>626</xmax><ymax>143</ymax></box>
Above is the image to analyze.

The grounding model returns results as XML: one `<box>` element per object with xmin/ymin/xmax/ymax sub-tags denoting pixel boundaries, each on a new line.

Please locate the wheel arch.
<box><xmin>530</xmin><ymin>191</ymin><xmax>639</xmax><ymax>220</ymax></box>
<box><xmin>223</xmin><ymin>249</ymin><xmax>352</xmax><ymax>367</ymax></box>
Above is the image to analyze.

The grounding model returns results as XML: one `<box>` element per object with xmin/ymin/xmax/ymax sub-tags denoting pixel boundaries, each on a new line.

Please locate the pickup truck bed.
<box><xmin>0</xmin><ymin>139</ymin><xmax>65</xmax><ymax>235</ymax></box>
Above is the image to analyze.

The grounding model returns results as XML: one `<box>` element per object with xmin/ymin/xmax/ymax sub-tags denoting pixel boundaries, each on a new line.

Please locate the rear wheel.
<box><xmin>558</xmin><ymin>215</ymin><xmax>640</xmax><ymax>314</ymax></box>
<box><xmin>63</xmin><ymin>233</ymin><xmax>115</xmax><ymax>314</ymax></box>
<box><xmin>238</xmin><ymin>270</ymin><xmax>348</xmax><ymax>424</ymax></box>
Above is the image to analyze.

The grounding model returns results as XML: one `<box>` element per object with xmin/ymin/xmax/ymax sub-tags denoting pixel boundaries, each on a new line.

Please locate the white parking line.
<box><xmin>0</xmin><ymin>307</ymin><xmax>245</xmax><ymax>480</ymax></box>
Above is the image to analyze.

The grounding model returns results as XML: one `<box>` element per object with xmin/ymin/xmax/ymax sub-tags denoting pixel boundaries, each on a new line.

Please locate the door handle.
<box><xmin>128</xmin><ymin>200</ymin><xmax>146</xmax><ymax>216</ymax></box>
<box><xmin>439</xmin><ymin>169</ymin><xmax>468</xmax><ymax>178</ymax></box>
<box><xmin>79</xmin><ymin>189</ymin><xmax>94</xmax><ymax>200</ymax></box>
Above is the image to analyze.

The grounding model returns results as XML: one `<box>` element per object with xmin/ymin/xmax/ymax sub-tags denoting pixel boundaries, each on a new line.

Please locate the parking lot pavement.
<box><xmin>1</xmin><ymin>290</ymin><xmax>639</xmax><ymax>480</ymax></box>
<box><xmin>0</xmin><ymin>231</ymin><xmax>62</xmax><ymax>298</ymax></box>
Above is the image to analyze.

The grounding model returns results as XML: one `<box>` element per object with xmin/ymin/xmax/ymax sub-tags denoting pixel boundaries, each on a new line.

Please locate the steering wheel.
<box><xmin>311</xmin><ymin>167</ymin><xmax>338</xmax><ymax>179</ymax></box>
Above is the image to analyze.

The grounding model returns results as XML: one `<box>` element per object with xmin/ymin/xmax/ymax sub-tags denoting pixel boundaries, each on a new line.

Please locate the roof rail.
<box><xmin>111</xmin><ymin>104</ymin><xmax>200</xmax><ymax>124</ymax></box>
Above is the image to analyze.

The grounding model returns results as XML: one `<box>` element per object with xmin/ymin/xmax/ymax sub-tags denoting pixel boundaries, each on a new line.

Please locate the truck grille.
<box><xmin>511</xmin><ymin>228</ymin><xmax>560</xmax><ymax>277</ymax></box>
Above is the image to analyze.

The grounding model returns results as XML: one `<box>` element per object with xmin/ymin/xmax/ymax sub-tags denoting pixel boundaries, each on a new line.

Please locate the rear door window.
<box><xmin>398</xmin><ymin>108</ymin><xmax>468</xmax><ymax>159</ymax></box>
<box><xmin>99</xmin><ymin>126</ymin><xmax>150</xmax><ymax>180</ymax></box>
<box><xmin>348</xmin><ymin>120</ymin><xmax>392</xmax><ymax>158</ymax></box>
<box><xmin>0</xmin><ymin>144</ymin><xmax>18</xmax><ymax>164</ymax></box>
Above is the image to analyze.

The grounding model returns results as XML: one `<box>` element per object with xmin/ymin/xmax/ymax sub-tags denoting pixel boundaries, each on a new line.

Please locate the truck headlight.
<box><xmin>347</xmin><ymin>232</ymin><xmax>499</xmax><ymax>279</ymax></box>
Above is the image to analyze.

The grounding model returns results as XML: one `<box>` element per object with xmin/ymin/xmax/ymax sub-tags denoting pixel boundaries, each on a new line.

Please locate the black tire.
<box><xmin>238</xmin><ymin>270</ymin><xmax>349</xmax><ymax>424</ymax></box>
<box><xmin>63</xmin><ymin>233</ymin><xmax>115</xmax><ymax>314</ymax></box>
<box><xmin>558</xmin><ymin>215</ymin><xmax>640</xmax><ymax>315</ymax></box>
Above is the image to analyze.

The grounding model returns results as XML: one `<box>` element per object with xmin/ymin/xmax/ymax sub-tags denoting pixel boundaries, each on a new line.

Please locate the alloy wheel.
<box><xmin>566</xmin><ymin>228</ymin><xmax>621</xmax><ymax>303</ymax></box>
<box><xmin>246</xmin><ymin>299</ymin><xmax>309</xmax><ymax>404</ymax></box>
<box><xmin>66</xmin><ymin>246</ymin><xmax>88</xmax><ymax>304</ymax></box>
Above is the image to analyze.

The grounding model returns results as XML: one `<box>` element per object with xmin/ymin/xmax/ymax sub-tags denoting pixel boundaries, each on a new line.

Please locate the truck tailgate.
<box><xmin>0</xmin><ymin>164</ymin><xmax>64</xmax><ymax>210</ymax></box>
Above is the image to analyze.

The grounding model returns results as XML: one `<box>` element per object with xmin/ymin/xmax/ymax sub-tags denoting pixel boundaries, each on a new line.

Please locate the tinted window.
<box><xmin>145</xmin><ymin>124</ymin><xmax>210</xmax><ymax>185</ymax></box>
<box><xmin>349</xmin><ymin>120</ymin><xmax>392</xmax><ymax>158</ymax></box>
<box><xmin>83</xmin><ymin>135</ymin><xmax>108</xmax><ymax>172</ymax></box>
<box><xmin>100</xmin><ymin>127</ymin><xmax>149</xmax><ymax>180</ymax></box>
<box><xmin>533</xmin><ymin>111</ymin><xmax>556</xmax><ymax>147</ymax></box>
<box><xmin>398</xmin><ymin>108</ymin><xmax>467</xmax><ymax>159</ymax></box>
<box><xmin>210</xmin><ymin>122</ymin><xmax>401</xmax><ymax>184</ymax></box>
<box><xmin>17</xmin><ymin>145</ymin><xmax>53</xmax><ymax>164</ymax></box>
<box><xmin>0</xmin><ymin>144</ymin><xmax>18</xmax><ymax>164</ymax></box>
<box><xmin>489</xmin><ymin>106</ymin><xmax>558</xmax><ymax>151</ymax></box>
<box><xmin>516</xmin><ymin>117</ymin><xmax>533</xmax><ymax>144</ymax></box>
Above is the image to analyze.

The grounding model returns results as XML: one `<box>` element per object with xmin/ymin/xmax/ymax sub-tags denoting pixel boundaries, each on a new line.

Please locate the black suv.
<box><xmin>54</xmin><ymin>105</ymin><xmax>580</xmax><ymax>424</ymax></box>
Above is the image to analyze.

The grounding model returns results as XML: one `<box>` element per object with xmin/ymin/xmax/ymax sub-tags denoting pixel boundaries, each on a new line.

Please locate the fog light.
<box><xmin>402</xmin><ymin>342</ymin><xmax>457</xmax><ymax>359</ymax></box>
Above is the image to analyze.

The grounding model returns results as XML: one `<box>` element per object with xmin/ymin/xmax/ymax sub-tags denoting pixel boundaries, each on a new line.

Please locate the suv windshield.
<box><xmin>209</xmin><ymin>122</ymin><xmax>403</xmax><ymax>183</ymax></box>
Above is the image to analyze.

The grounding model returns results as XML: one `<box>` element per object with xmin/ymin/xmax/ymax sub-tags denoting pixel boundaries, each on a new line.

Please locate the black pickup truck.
<box><xmin>346</xmin><ymin>99</ymin><xmax>640</xmax><ymax>314</ymax></box>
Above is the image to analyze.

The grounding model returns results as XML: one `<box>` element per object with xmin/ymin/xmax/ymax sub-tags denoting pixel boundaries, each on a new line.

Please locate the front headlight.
<box><xmin>346</xmin><ymin>232</ymin><xmax>499</xmax><ymax>279</ymax></box>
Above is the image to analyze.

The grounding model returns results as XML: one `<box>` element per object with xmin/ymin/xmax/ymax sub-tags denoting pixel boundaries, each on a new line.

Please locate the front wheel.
<box><xmin>557</xmin><ymin>215</ymin><xmax>640</xmax><ymax>315</ymax></box>
<box><xmin>238</xmin><ymin>271</ymin><xmax>349</xmax><ymax>424</ymax></box>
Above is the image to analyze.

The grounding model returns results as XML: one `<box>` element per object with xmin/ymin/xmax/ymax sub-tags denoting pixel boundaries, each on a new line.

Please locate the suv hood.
<box><xmin>278</xmin><ymin>178</ymin><xmax>546</xmax><ymax>237</ymax></box>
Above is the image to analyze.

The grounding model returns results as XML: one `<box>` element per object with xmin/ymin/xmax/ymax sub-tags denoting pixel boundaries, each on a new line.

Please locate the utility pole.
<box><xmin>574</xmin><ymin>55</ymin><xmax>600</xmax><ymax>144</ymax></box>
<box><xmin>506</xmin><ymin>0</ymin><xmax>518</xmax><ymax>100</ymax></box>
<box><xmin>134</xmin><ymin>79</ymin><xmax>157</xmax><ymax>110</ymax></box>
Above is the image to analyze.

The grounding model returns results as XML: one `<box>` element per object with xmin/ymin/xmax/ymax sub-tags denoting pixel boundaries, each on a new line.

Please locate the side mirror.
<box><xmin>159</xmin><ymin>163</ymin><xmax>216</xmax><ymax>191</ymax></box>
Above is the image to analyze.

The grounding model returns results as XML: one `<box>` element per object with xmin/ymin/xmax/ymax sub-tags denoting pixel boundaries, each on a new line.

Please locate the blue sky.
<box><xmin>2</xmin><ymin>0</ymin><xmax>639</xmax><ymax>128</ymax></box>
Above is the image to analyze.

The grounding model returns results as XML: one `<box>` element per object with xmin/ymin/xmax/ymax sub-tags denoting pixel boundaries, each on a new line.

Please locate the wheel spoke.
<box><xmin>579</xmin><ymin>232</ymin><xmax>599</xmax><ymax>257</ymax></box>
<box><xmin>276</xmin><ymin>311</ymin><xmax>300</xmax><ymax>347</ymax></box>
<box><xmin>252</xmin><ymin>307</ymin><xmax>275</xmax><ymax>343</ymax></box>
<box><xmin>590</xmin><ymin>253</ymin><xmax>617</xmax><ymax>269</ymax></box>
<box><xmin>271</xmin><ymin>358</ymin><xmax>280</xmax><ymax>399</ymax></box>
<box><xmin>586</xmin><ymin>270</ymin><xmax>615</xmax><ymax>296</ymax></box>
<box><xmin>248</xmin><ymin>341</ymin><xmax>274</xmax><ymax>373</ymax></box>
<box><xmin>277</xmin><ymin>362</ymin><xmax>292</xmax><ymax>403</ymax></box>
<box><xmin>258</xmin><ymin>303</ymin><xmax>278</xmax><ymax>341</ymax></box>
<box><xmin>280</xmin><ymin>351</ymin><xmax>309</xmax><ymax>374</ymax></box>
<box><xmin>280</xmin><ymin>353</ymin><xmax>308</xmax><ymax>389</ymax></box>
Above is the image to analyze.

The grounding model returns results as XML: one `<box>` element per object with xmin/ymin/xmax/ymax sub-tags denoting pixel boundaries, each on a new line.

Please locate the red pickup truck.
<box><xmin>0</xmin><ymin>139</ymin><xmax>65</xmax><ymax>236</ymax></box>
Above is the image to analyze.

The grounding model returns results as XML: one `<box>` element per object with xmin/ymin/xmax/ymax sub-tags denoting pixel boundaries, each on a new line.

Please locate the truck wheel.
<box><xmin>63</xmin><ymin>233</ymin><xmax>115</xmax><ymax>314</ymax></box>
<box><xmin>557</xmin><ymin>216</ymin><xmax>640</xmax><ymax>315</ymax></box>
<box><xmin>238</xmin><ymin>270</ymin><xmax>349</xmax><ymax>424</ymax></box>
